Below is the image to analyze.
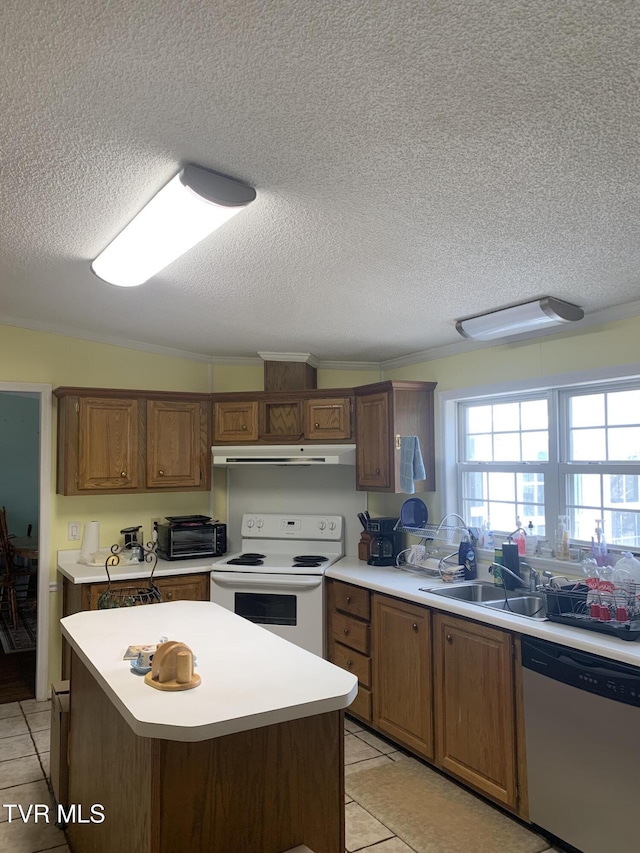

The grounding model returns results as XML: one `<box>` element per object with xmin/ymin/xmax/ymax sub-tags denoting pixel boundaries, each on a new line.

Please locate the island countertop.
<box><xmin>60</xmin><ymin>600</ymin><xmax>358</xmax><ymax>742</ymax></box>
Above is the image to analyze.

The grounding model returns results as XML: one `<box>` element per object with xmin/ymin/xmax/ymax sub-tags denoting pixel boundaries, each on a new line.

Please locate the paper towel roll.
<box><xmin>79</xmin><ymin>521</ymin><xmax>100</xmax><ymax>560</ymax></box>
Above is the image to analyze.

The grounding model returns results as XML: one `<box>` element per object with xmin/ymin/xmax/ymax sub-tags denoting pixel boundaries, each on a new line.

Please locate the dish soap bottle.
<box><xmin>555</xmin><ymin>515</ymin><xmax>570</xmax><ymax>560</ymax></box>
<box><xmin>526</xmin><ymin>520</ymin><xmax>537</xmax><ymax>555</ymax></box>
<box><xmin>514</xmin><ymin>515</ymin><xmax>526</xmax><ymax>556</ymax></box>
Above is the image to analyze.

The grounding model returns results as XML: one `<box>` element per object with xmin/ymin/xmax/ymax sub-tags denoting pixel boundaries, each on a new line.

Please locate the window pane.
<box><xmin>603</xmin><ymin>509</ymin><xmax>640</xmax><ymax>549</ymax></box>
<box><xmin>604</xmin><ymin>474</ymin><xmax>640</xmax><ymax>507</ymax></box>
<box><xmin>488</xmin><ymin>472</ymin><xmax>515</xmax><ymax>502</ymax></box>
<box><xmin>568</xmin><ymin>507</ymin><xmax>601</xmax><ymax>543</ymax></box>
<box><xmin>467</xmin><ymin>405</ymin><xmax>492</xmax><ymax>433</ymax></box>
<box><xmin>568</xmin><ymin>473</ymin><xmax>602</xmax><ymax>508</ymax></box>
<box><xmin>487</xmin><ymin>501</ymin><xmax>517</xmax><ymax>532</ymax></box>
<box><xmin>607</xmin><ymin>427</ymin><xmax>640</xmax><ymax>461</ymax></box>
<box><xmin>570</xmin><ymin>428</ymin><xmax>606</xmax><ymax>461</ymax></box>
<box><xmin>521</xmin><ymin>400</ymin><xmax>548</xmax><ymax>430</ymax></box>
<box><xmin>570</xmin><ymin>393</ymin><xmax>604</xmax><ymax>427</ymax></box>
<box><xmin>607</xmin><ymin>390</ymin><xmax>640</xmax><ymax>426</ymax></box>
<box><xmin>463</xmin><ymin>471</ymin><xmax>486</xmax><ymax>500</ymax></box>
<box><xmin>467</xmin><ymin>434</ymin><xmax>492</xmax><ymax>461</ymax></box>
<box><xmin>494</xmin><ymin>432</ymin><xmax>520</xmax><ymax>461</ymax></box>
<box><xmin>521</xmin><ymin>431</ymin><xmax>548</xmax><ymax>461</ymax></box>
<box><xmin>493</xmin><ymin>402</ymin><xmax>520</xmax><ymax>431</ymax></box>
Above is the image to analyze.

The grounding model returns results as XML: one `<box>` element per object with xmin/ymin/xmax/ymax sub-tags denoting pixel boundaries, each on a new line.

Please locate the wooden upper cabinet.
<box><xmin>304</xmin><ymin>397</ymin><xmax>352</xmax><ymax>441</ymax></box>
<box><xmin>354</xmin><ymin>380</ymin><xmax>437</xmax><ymax>493</ymax></box>
<box><xmin>261</xmin><ymin>398</ymin><xmax>302</xmax><ymax>441</ymax></box>
<box><xmin>213</xmin><ymin>401</ymin><xmax>259</xmax><ymax>442</ymax></box>
<box><xmin>146</xmin><ymin>400</ymin><xmax>201</xmax><ymax>488</ymax></box>
<box><xmin>54</xmin><ymin>388</ymin><xmax>211</xmax><ymax>495</ymax></box>
<box><xmin>433</xmin><ymin>612</ymin><xmax>518</xmax><ymax>810</ymax></box>
<box><xmin>78</xmin><ymin>397</ymin><xmax>139</xmax><ymax>491</ymax></box>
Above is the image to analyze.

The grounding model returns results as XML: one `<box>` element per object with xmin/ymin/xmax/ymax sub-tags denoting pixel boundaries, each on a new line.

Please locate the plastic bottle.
<box><xmin>525</xmin><ymin>520</ymin><xmax>537</xmax><ymax>555</ymax></box>
<box><xmin>513</xmin><ymin>517</ymin><xmax>526</xmax><ymax>556</ymax></box>
<box><xmin>555</xmin><ymin>515</ymin><xmax>569</xmax><ymax>560</ymax></box>
<box><xmin>485</xmin><ymin>523</ymin><xmax>494</xmax><ymax>551</ymax></box>
<box><xmin>493</xmin><ymin>546</ymin><xmax>503</xmax><ymax>586</ymax></box>
<box><xmin>614</xmin><ymin>552</ymin><xmax>640</xmax><ymax>584</ymax></box>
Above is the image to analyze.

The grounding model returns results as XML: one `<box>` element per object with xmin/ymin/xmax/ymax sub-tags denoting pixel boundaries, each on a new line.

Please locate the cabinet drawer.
<box><xmin>349</xmin><ymin>686</ymin><xmax>372</xmax><ymax>722</ymax></box>
<box><xmin>330</xmin><ymin>580</ymin><xmax>370</xmax><ymax>620</ymax></box>
<box><xmin>330</xmin><ymin>611</ymin><xmax>370</xmax><ymax>655</ymax></box>
<box><xmin>330</xmin><ymin>640</ymin><xmax>371</xmax><ymax>688</ymax></box>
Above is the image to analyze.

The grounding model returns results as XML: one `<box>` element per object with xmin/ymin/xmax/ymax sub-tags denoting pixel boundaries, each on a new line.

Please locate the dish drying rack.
<box><xmin>544</xmin><ymin>578</ymin><xmax>640</xmax><ymax>641</ymax></box>
<box><xmin>395</xmin><ymin>513</ymin><xmax>472</xmax><ymax>579</ymax></box>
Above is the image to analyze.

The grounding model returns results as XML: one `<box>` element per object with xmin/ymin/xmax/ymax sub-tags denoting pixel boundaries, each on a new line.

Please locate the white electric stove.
<box><xmin>211</xmin><ymin>513</ymin><xmax>344</xmax><ymax>656</ymax></box>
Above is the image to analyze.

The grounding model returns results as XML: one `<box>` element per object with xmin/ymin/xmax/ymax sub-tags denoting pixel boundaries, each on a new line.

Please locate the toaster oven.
<box><xmin>156</xmin><ymin>516</ymin><xmax>227</xmax><ymax>561</ymax></box>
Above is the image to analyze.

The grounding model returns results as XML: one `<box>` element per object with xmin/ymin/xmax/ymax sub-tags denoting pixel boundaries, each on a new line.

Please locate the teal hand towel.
<box><xmin>399</xmin><ymin>435</ymin><xmax>426</xmax><ymax>494</ymax></box>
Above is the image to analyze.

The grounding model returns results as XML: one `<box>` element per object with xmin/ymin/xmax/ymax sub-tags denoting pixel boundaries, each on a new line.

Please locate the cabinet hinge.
<box><xmin>75</xmin><ymin>402</ymin><xmax>79</xmax><ymax>413</ymax></box>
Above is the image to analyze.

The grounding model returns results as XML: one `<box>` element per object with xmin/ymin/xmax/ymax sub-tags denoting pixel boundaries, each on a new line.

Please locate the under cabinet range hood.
<box><xmin>212</xmin><ymin>444</ymin><xmax>357</xmax><ymax>467</ymax></box>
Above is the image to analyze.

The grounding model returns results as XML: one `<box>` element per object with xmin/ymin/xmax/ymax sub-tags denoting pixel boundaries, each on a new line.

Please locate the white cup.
<box><xmin>136</xmin><ymin>648</ymin><xmax>154</xmax><ymax>668</ymax></box>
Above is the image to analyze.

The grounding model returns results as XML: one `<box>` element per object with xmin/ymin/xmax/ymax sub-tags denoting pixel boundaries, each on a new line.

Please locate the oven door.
<box><xmin>210</xmin><ymin>571</ymin><xmax>324</xmax><ymax>657</ymax></box>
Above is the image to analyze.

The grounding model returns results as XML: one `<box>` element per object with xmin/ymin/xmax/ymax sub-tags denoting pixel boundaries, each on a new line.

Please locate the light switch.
<box><xmin>68</xmin><ymin>521</ymin><xmax>80</xmax><ymax>541</ymax></box>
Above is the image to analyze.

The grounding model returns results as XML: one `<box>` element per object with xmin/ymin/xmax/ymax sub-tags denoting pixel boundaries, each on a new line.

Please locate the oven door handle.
<box><xmin>211</xmin><ymin>572</ymin><xmax>323</xmax><ymax>590</ymax></box>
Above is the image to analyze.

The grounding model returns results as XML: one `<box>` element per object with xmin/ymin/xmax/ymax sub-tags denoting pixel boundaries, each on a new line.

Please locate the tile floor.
<box><xmin>0</xmin><ymin>698</ymin><xmax>563</xmax><ymax>853</ymax></box>
<box><xmin>0</xmin><ymin>699</ymin><xmax>69</xmax><ymax>853</ymax></box>
<box><xmin>343</xmin><ymin>715</ymin><xmax>564</xmax><ymax>853</ymax></box>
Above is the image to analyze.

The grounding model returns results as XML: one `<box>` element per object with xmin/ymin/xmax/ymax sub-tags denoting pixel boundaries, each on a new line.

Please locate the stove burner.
<box><xmin>240</xmin><ymin>553</ymin><xmax>266</xmax><ymax>559</ymax></box>
<box><xmin>293</xmin><ymin>561</ymin><xmax>322</xmax><ymax>568</ymax></box>
<box><xmin>294</xmin><ymin>555</ymin><xmax>328</xmax><ymax>562</ymax></box>
<box><xmin>227</xmin><ymin>557</ymin><xmax>264</xmax><ymax>566</ymax></box>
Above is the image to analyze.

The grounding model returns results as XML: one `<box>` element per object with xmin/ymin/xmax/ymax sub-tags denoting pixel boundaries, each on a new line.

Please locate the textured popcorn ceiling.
<box><xmin>1</xmin><ymin>0</ymin><xmax>639</xmax><ymax>364</ymax></box>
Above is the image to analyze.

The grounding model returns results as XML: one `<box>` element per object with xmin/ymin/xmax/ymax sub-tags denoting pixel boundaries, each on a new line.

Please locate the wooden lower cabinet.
<box><xmin>372</xmin><ymin>594</ymin><xmax>433</xmax><ymax>760</ymax></box>
<box><xmin>433</xmin><ymin>611</ymin><xmax>519</xmax><ymax>810</ymax></box>
<box><xmin>327</xmin><ymin>580</ymin><xmax>372</xmax><ymax>723</ymax></box>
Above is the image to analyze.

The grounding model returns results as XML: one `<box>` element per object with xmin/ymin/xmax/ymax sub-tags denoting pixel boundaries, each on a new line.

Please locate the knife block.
<box><xmin>358</xmin><ymin>533</ymin><xmax>372</xmax><ymax>561</ymax></box>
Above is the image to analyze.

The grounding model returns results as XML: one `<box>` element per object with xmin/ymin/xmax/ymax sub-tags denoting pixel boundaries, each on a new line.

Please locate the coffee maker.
<box><xmin>366</xmin><ymin>517</ymin><xmax>403</xmax><ymax>567</ymax></box>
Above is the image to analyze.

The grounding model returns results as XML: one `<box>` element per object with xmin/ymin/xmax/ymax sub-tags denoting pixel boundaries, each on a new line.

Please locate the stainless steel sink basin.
<box><xmin>483</xmin><ymin>594</ymin><xmax>547</xmax><ymax>620</ymax></box>
<box><xmin>422</xmin><ymin>582</ymin><xmax>511</xmax><ymax>602</ymax></box>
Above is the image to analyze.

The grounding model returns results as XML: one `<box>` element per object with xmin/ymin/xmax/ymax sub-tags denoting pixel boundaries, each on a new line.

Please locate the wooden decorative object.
<box><xmin>264</xmin><ymin>360</ymin><xmax>317</xmax><ymax>392</ymax></box>
<box><xmin>145</xmin><ymin>640</ymin><xmax>201</xmax><ymax>691</ymax></box>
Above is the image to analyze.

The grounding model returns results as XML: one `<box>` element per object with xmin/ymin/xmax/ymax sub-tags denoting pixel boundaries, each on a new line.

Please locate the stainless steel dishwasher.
<box><xmin>522</xmin><ymin>636</ymin><xmax>640</xmax><ymax>853</ymax></box>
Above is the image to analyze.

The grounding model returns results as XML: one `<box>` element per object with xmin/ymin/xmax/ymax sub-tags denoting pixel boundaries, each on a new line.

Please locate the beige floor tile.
<box><xmin>31</xmin><ymin>730</ymin><xmax>50</xmax><ymax>755</ymax></box>
<box><xmin>0</xmin><ymin>780</ymin><xmax>52</xmax><ymax>823</ymax></box>
<box><xmin>19</xmin><ymin>699</ymin><xmax>51</xmax><ymax>715</ymax></box>
<box><xmin>344</xmin><ymin>716</ymin><xmax>364</xmax><ymax>734</ymax></box>
<box><xmin>345</xmin><ymin>801</ymin><xmax>394</xmax><ymax>852</ymax></box>
<box><xmin>0</xmin><ymin>813</ymin><xmax>67</xmax><ymax>853</ymax></box>
<box><xmin>345</xmin><ymin>755</ymin><xmax>393</xmax><ymax>777</ymax></box>
<box><xmin>345</xmin><ymin>792</ymin><xmax>353</xmax><ymax>804</ymax></box>
<box><xmin>354</xmin><ymin>730</ymin><xmax>397</xmax><ymax>755</ymax></box>
<box><xmin>0</xmin><ymin>734</ymin><xmax>35</xmax><ymax>762</ymax></box>
<box><xmin>0</xmin><ymin>716</ymin><xmax>29</xmax><ymax>740</ymax></box>
<box><xmin>0</xmin><ymin>755</ymin><xmax>43</xmax><ymax>790</ymax></box>
<box><xmin>39</xmin><ymin>753</ymin><xmax>50</xmax><ymax>779</ymax></box>
<box><xmin>0</xmin><ymin>703</ymin><xmax>22</xmax><ymax>720</ymax></box>
<box><xmin>25</xmin><ymin>712</ymin><xmax>50</xmax><ymax>734</ymax></box>
<box><xmin>345</xmin><ymin>734</ymin><xmax>382</xmax><ymax>765</ymax></box>
<box><xmin>356</xmin><ymin>839</ymin><xmax>415</xmax><ymax>852</ymax></box>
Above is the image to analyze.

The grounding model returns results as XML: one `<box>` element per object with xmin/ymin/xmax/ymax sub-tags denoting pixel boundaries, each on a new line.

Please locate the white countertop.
<box><xmin>57</xmin><ymin>549</ymin><xmax>214</xmax><ymax>584</ymax></box>
<box><xmin>327</xmin><ymin>558</ymin><xmax>640</xmax><ymax>668</ymax></box>
<box><xmin>60</xmin><ymin>600</ymin><xmax>357</xmax><ymax>742</ymax></box>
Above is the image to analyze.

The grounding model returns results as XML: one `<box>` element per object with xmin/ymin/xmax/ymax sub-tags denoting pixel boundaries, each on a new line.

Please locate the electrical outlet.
<box><xmin>68</xmin><ymin>521</ymin><xmax>80</xmax><ymax>541</ymax></box>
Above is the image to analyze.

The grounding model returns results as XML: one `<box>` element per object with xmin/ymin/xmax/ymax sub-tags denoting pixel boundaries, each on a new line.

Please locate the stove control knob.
<box><xmin>256</xmin><ymin>519</ymin><xmax>264</xmax><ymax>528</ymax></box>
<box><xmin>318</xmin><ymin>521</ymin><xmax>327</xmax><ymax>530</ymax></box>
<box><xmin>329</xmin><ymin>521</ymin><xmax>336</xmax><ymax>530</ymax></box>
<box><xmin>246</xmin><ymin>519</ymin><xmax>254</xmax><ymax>528</ymax></box>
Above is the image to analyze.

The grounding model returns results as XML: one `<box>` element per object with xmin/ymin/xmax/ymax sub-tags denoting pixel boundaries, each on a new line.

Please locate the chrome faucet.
<box><xmin>491</xmin><ymin>562</ymin><xmax>540</xmax><ymax>592</ymax></box>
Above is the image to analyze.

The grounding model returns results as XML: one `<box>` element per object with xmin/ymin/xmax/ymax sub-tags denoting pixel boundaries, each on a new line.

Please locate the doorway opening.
<box><xmin>0</xmin><ymin>383</ymin><xmax>51</xmax><ymax>702</ymax></box>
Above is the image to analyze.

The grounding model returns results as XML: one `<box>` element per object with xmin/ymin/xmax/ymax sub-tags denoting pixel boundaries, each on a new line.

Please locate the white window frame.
<box><xmin>440</xmin><ymin>363</ymin><xmax>640</xmax><ymax>555</ymax></box>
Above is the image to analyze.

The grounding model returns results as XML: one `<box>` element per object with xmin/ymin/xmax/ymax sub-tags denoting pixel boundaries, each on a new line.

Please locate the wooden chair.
<box><xmin>0</xmin><ymin>506</ymin><xmax>35</xmax><ymax>630</ymax></box>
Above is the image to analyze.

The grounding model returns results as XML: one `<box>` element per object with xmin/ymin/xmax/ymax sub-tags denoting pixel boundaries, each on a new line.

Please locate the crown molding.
<box><xmin>314</xmin><ymin>359</ymin><xmax>382</xmax><ymax>372</ymax></box>
<box><xmin>257</xmin><ymin>351</ymin><xmax>320</xmax><ymax>368</ymax></box>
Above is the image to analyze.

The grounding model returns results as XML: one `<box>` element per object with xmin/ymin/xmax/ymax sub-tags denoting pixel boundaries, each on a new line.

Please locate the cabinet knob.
<box><xmin>347</xmin><ymin>660</ymin><xmax>353</xmax><ymax>669</ymax></box>
<box><xmin>242</xmin><ymin>424</ymin><xmax>247</xmax><ymax>430</ymax></box>
<box><xmin>375</xmin><ymin>468</ymin><xmax>380</xmax><ymax>475</ymax></box>
<box><xmin>346</xmin><ymin>596</ymin><xmax>351</xmax><ymax>603</ymax></box>
<box><xmin>412</xmin><ymin>622</ymin><xmax>418</xmax><ymax>632</ymax></box>
<box><xmin>158</xmin><ymin>470</ymin><xmax>165</xmax><ymax>476</ymax></box>
<box><xmin>166</xmin><ymin>591</ymin><xmax>174</xmax><ymax>600</ymax></box>
<box><xmin>446</xmin><ymin>633</ymin><xmax>453</xmax><ymax>643</ymax></box>
<box><xmin>120</xmin><ymin>471</ymin><xmax>127</xmax><ymax>477</ymax></box>
<box><xmin>343</xmin><ymin>628</ymin><xmax>349</xmax><ymax>636</ymax></box>
<box><xmin>314</xmin><ymin>422</ymin><xmax>320</xmax><ymax>428</ymax></box>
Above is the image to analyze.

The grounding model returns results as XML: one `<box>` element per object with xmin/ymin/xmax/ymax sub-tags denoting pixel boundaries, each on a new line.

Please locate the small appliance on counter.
<box><xmin>120</xmin><ymin>526</ymin><xmax>143</xmax><ymax>561</ymax></box>
<box><xmin>366</xmin><ymin>517</ymin><xmax>402</xmax><ymax>567</ymax></box>
<box><xmin>156</xmin><ymin>516</ymin><xmax>227</xmax><ymax>561</ymax></box>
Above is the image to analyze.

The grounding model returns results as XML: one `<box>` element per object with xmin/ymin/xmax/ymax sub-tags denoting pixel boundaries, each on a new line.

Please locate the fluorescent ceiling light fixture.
<box><xmin>91</xmin><ymin>164</ymin><xmax>256</xmax><ymax>287</ymax></box>
<box><xmin>455</xmin><ymin>297</ymin><xmax>584</xmax><ymax>341</ymax></box>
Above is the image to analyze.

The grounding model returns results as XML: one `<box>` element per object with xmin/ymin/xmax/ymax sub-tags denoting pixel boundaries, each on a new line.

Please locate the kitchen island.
<box><xmin>60</xmin><ymin>601</ymin><xmax>357</xmax><ymax>853</ymax></box>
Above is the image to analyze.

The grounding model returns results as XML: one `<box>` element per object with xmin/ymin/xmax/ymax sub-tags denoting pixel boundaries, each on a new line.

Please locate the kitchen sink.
<box><xmin>421</xmin><ymin>581</ymin><xmax>548</xmax><ymax>620</ymax></box>
<box><xmin>483</xmin><ymin>594</ymin><xmax>547</xmax><ymax>620</ymax></box>
<box><xmin>422</xmin><ymin>581</ymin><xmax>512</xmax><ymax>602</ymax></box>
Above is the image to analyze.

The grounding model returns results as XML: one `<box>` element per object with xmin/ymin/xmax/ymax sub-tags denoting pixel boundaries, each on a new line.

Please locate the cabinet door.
<box><xmin>146</xmin><ymin>400</ymin><xmax>201</xmax><ymax>488</ymax></box>
<box><xmin>433</xmin><ymin>613</ymin><xmax>518</xmax><ymax>809</ymax></box>
<box><xmin>304</xmin><ymin>397</ymin><xmax>352</xmax><ymax>440</ymax></box>
<box><xmin>372</xmin><ymin>594</ymin><xmax>433</xmax><ymax>759</ymax></box>
<box><xmin>261</xmin><ymin>399</ymin><xmax>302</xmax><ymax>440</ymax></box>
<box><xmin>78</xmin><ymin>397</ymin><xmax>139</xmax><ymax>490</ymax></box>
<box><xmin>214</xmin><ymin>401</ymin><xmax>259</xmax><ymax>441</ymax></box>
<box><xmin>155</xmin><ymin>573</ymin><xmax>209</xmax><ymax>602</ymax></box>
<box><xmin>355</xmin><ymin>393</ymin><xmax>391</xmax><ymax>489</ymax></box>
